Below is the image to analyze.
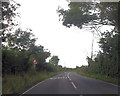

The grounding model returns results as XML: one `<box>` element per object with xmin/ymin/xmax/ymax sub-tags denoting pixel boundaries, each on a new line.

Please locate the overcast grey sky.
<box><xmin>15</xmin><ymin>0</ymin><xmax>110</xmax><ymax>68</ymax></box>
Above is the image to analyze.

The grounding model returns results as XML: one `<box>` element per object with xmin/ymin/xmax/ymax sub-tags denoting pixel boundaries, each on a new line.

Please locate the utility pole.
<box><xmin>0</xmin><ymin>36</ymin><xmax>1</xmax><ymax>96</ymax></box>
<box><xmin>91</xmin><ymin>31</ymin><xmax>94</xmax><ymax>59</ymax></box>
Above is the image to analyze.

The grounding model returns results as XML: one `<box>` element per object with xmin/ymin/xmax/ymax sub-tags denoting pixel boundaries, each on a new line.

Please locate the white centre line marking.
<box><xmin>71</xmin><ymin>82</ymin><xmax>77</xmax><ymax>89</ymax></box>
<box><xmin>67</xmin><ymin>72</ymin><xmax>71</xmax><ymax>81</ymax></box>
<box><xmin>67</xmin><ymin>72</ymin><xmax>77</xmax><ymax>89</ymax></box>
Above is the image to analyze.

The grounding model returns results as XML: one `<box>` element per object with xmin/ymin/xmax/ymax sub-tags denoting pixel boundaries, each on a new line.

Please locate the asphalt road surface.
<box><xmin>22</xmin><ymin>72</ymin><xmax>119</xmax><ymax>94</ymax></box>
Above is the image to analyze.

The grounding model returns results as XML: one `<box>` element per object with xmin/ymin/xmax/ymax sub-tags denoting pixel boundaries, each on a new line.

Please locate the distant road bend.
<box><xmin>22</xmin><ymin>72</ymin><xmax>119</xmax><ymax>94</ymax></box>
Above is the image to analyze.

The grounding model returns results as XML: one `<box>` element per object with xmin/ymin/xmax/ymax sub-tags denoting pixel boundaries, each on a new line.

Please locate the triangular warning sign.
<box><xmin>33</xmin><ymin>59</ymin><xmax>38</xmax><ymax>64</ymax></box>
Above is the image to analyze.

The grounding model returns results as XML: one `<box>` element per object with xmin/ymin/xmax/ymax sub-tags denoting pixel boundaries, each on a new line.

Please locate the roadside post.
<box><xmin>33</xmin><ymin>59</ymin><xmax>38</xmax><ymax>70</ymax></box>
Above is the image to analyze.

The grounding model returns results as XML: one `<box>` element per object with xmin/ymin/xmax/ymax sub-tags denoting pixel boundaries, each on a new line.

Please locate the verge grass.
<box><xmin>76</xmin><ymin>71</ymin><xmax>119</xmax><ymax>86</ymax></box>
<box><xmin>2</xmin><ymin>71</ymin><xmax>60</xmax><ymax>94</ymax></box>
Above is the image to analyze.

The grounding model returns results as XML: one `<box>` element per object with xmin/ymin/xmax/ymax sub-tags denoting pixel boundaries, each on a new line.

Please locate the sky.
<box><xmin>15</xmin><ymin>0</ymin><xmax>102</xmax><ymax>68</ymax></box>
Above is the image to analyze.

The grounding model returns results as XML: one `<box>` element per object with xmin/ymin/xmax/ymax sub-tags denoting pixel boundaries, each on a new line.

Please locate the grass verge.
<box><xmin>2</xmin><ymin>71</ymin><xmax>62</xmax><ymax>94</ymax></box>
<box><xmin>76</xmin><ymin>71</ymin><xmax>119</xmax><ymax>86</ymax></box>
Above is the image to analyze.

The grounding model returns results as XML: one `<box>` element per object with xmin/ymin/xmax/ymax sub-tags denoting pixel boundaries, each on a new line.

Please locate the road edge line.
<box><xmin>20</xmin><ymin>79</ymin><xmax>46</xmax><ymax>95</ymax></box>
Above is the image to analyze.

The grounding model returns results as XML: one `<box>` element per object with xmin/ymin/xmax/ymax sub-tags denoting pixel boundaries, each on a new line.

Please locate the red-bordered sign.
<box><xmin>33</xmin><ymin>59</ymin><xmax>38</xmax><ymax>64</ymax></box>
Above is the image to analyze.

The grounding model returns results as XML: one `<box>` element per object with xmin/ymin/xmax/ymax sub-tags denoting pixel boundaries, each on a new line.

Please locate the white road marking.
<box><xmin>67</xmin><ymin>72</ymin><xmax>77</xmax><ymax>89</ymax></box>
<box><xmin>50</xmin><ymin>77</ymin><xmax>67</xmax><ymax>80</ymax></box>
<box><xmin>21</xmin><ymin>80</ymin><xmax>45</xmax><ymax>95</ymax></box>
<box><xmin>69</xmin><ymin>77</ymin><xmax>71</xmax><ymax>81</ymax></box>
<box><xmin>21</xmin><ymin>73</ymin><xmax>77</xmax><ymax>95</ymax></box>
<box><xmin>67</xmin><ymin>72</ymin><xmax>71</xmax><ymax>81</ymax></box>
<box><xmin>71</xmin><ymin>82</ymin><xmax>77</xmax><ymax>89</ymax></box>
<box><xmin>64</xmin><ymin>77</ymin><xmax>68</xmax><ymax>79</ymax></box>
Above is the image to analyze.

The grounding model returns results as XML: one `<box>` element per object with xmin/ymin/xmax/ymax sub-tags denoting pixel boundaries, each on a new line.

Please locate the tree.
<box><xmin>1</xmin><ymin>1</ymin><xmax>20</xmax><ymax>41</ymax></box>
<box><xmin>57</xmin><ymin>2</ymin><xmax>119</xmax><ymax>29</ymax></box>
<box><xmin>57</xmin><ymin>2</ymin><xmax>119</xmax><ymax>59</ymax></box>
<box><xmin>7</xmin><ymin>28</ymin><xmax>37</xmax><ymax>51</ymax></box>
<box><xmin>2</xmin><ymin>48</ymin><xmax>31</xmax><ymax>75</ymax></box>
<box><xmin>57</xmin><ymin>2</ymin><xmax>119</xmax><ymax>77</ymax></box>
<box><xmin>57</xmin><ymin>2</ymin><xmax>98</xmax><ymax>29</ymax></box>
<box><xmin>86</xmin><ymin>30</ymin><xmax>119</xmax><ymax>76</ymax></box>
<box><xmin>2</xmin><ymin>28</ymin><xmax>52</xmax><ymax>75</ymax></box>
<box><xmin>49</xmin><ymin>56</ymin><xmax>59</xmax><ymax>66</ymax></box>
<box><xmin>96</xmin><ymin>2</ymin><xmax>118</xmax><ymax>27</ymax></box>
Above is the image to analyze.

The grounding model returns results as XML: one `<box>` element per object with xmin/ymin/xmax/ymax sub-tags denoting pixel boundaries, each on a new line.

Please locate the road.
<box><xmin>22</xmin><ymin>72</ymin><xmax>119</xmax><ymax>94</ymax></box>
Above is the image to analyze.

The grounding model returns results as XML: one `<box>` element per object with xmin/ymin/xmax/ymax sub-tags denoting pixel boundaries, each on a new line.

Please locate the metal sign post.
<box><xmin>33</xmin><ymin>59</ymin><xmax>38</xmax><ymax>70</ymax></box>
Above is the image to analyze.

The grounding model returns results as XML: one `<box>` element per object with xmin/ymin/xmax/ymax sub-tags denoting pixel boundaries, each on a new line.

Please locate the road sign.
<box><xmin>33</xmin><ymin>59</ymin><xmax>38</xmax><ymax>64</ymax></box>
